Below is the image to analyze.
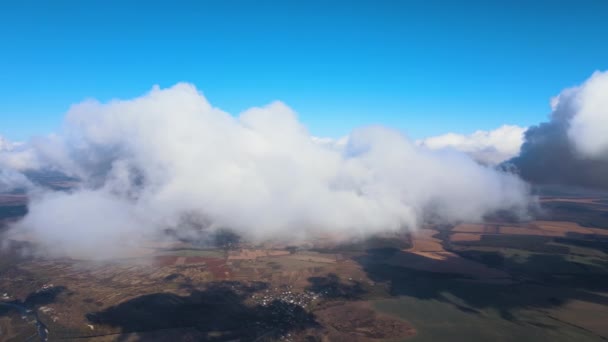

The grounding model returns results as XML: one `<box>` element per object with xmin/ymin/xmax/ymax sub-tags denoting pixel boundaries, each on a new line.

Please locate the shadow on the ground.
<box><xmin>354</xmin><ymin>248</ymin><xmax>608</xmax><ymax>321</ymax></box>
<box><xmin>0</xmin><ymin>286</ymin><xmax>66</xmax><ymax>317</ymax></box>
<box><xmin>538</xmin><ymin>201</ymin><xmax>608</xmax><ymax>228</ymax></box>
<box><xmin>313</xmin><ymin>236</ymin><xmax>412</xmax><ymax>254</ymax></box>
<box><xmin>86</xmin><ymin>281</ymin><xmax>318</xmax><ymax>341</ymax></box>
<box><xmin>307</xmin><ymin>273</ymin><xmax>366</xmax><ymax>299</ymax></box>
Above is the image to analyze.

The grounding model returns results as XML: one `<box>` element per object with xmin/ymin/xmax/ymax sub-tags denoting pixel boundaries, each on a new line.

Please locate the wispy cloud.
<box><xmin>418</xmin><ymin>125</ymin><xmax>526</xmax><ymax>165</ymax></box>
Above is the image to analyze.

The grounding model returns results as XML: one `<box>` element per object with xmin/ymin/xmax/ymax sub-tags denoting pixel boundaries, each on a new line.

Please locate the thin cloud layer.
<box><xmin>2</xmin><ymin>84</ymin><xmax>531</xmax><ymax>258</ymax></box>
<box><xmin>418</xmin><ymin>125</ymin><xmax>526</xmax><ymax>165</ymax></box>
<box><xmin>510</xmin><ymin>71</ymin><xmax>608</xmax><ymax>189</ymax></box>
<box><xmin>0</xmin><ymin>135</ymin><xmax>34</xmax><ymax>192</ymax></box>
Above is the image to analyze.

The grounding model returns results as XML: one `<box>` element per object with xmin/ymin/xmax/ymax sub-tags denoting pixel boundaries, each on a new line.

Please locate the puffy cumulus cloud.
<box><xmin>566</xmin><ymin>71</ymin><xmax>608</xmax><ymax>159</ymax></box>
<box><xmin>510</xmin><ymin>71</ymin><xmax>608</xmax><ymax>189</ymax></box>
<box><xmin>5</xmin><ymin>83</ymin><xmax>532</xmax><ymax>259</ymax></box>
<box><xmin>418</xmin><ymin>125</ymin><xmax>527</xmax><ymax>165</ymax></box>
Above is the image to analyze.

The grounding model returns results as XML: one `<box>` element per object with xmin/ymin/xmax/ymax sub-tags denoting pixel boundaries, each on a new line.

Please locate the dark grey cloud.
<box><xmin>508</xmin><ymin>71</ymin><xmax>608</xmax><ymax>190</ymax></box>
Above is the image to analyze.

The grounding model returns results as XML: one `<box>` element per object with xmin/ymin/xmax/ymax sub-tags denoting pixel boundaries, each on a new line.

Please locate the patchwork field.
<box><xmin>1</xmin><ymin>193</ymin><xmax>608</xmax><ymax>341</ymax></box>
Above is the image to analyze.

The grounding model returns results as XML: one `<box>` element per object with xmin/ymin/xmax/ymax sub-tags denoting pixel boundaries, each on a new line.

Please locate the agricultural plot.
<box><xmin>1</xmin><ymin>194</ymin><xmax>608</xmax><ymax>341</ymax></box>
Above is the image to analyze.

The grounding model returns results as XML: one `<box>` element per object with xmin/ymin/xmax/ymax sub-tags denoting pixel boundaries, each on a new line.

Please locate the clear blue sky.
<box><xmin>1</xmin><ymin>0</ymin><xmax>607</xmax><ymax>141</ymax></box>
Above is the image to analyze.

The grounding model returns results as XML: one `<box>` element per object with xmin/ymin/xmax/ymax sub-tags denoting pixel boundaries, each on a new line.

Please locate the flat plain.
<box><xmin>1</xmin><ymin>193</ymin><xmax>608</xmax><ymax>341</ymax></box>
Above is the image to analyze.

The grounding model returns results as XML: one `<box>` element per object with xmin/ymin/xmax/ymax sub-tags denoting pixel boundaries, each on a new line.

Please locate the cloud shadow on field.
<box><xmin>353</xmin><ymin>248</ymin><xmax>608</xmax><ymax>321</ymax></box>
<box><xmin>86</xmin><ymin>281</ymin><xmax>318</xmax><ymax>341</ymax></box>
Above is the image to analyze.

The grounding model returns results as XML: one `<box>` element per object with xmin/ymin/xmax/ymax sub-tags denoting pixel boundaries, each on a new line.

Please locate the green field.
<box><xmin>374</xmin><ymin>296</ymin><xmax>603</xmax><ymax>342</ymax></box>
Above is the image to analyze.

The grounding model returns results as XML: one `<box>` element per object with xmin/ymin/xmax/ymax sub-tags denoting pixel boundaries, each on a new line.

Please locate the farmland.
<box><xmin>1</xmin><ymin>194</ymin><xmax>608</xmax><ymax>341</ymax></box>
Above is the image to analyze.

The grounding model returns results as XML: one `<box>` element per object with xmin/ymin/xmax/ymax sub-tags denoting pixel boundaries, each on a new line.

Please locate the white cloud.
<box><xmin>0</xmin><ymin>135</ymin><xmax>42</xmax><ymax>171</ymax></box>
<box><xmin>310</xmin><ymin>136</ymin><xmax>348</xmax><ymax>150</ymax></box>
<box><xmin>418</xmin><ymin>125</ymin><xmax>527</xmax><ymax>165</ymax></box>
<box><xmin>563</xmin><ymin>71</ymin><xmax>608</xmax><ymax>159</ymax></box>
<box><xmin>0</xmin><ymin>168</ymin><xmax>30</xmax><ymax>192</ymax></box>
<box><xmin>0</xmin><ymin>135</ymin><xmax>35</xmax><ymax>191</ymax></box>
<box><xmin>5</xmin><ymin>84</ymin><xmax>532</xmax><ymax>259</ymax></box>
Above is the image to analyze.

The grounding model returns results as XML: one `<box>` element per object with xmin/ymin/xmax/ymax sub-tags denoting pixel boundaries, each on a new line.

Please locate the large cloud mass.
<box><xmin>1</xmin><ymin>84</ymin><xmax>531</xmax><ymax>258</ymax></box>
<box><xmin>510</xmin><ymin>71</ymin><xmax>608</xmax><ymax>189</ymax></box>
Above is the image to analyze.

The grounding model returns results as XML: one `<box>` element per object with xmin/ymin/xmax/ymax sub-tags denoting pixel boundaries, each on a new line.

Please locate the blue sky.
<box><xmin>1</xmin><ymin>0</ymin><xmax>607</xmax><ymax>141</ymax></box>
